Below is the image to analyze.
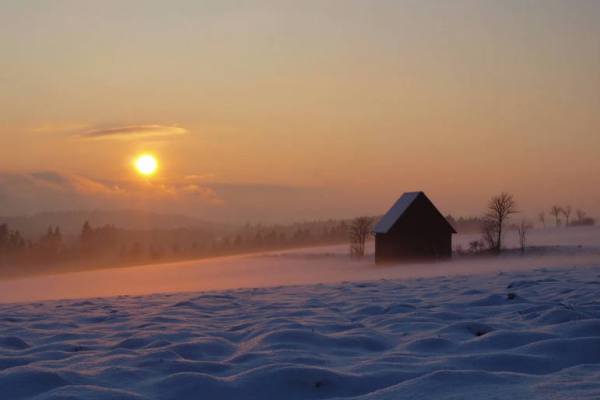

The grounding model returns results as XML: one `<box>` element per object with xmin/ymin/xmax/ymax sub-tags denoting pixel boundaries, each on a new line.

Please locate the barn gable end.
<box><xmin>373</xmin><ymin>192</ymin><xmax>456</xmax><ymax>264</ymax></box>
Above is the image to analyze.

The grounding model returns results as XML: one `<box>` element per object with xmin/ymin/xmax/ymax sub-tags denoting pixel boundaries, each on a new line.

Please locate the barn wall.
<box><xmin>375</xmin><ymin>231</ymin><xmax>451</xmax><ymax>264</ymax></box>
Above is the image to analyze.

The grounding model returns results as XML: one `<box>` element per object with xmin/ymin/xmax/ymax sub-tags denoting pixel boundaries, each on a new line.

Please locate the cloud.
<box><xmin>181</xmin><ymin>184</ymin><xmax>223</xmax><ymax>205</ymax></box>
<box><xmin>29</xmin><ymin>171</ymin><xmax>71</xmax><ymax>186</ymax></box>
<box><xmin>77</xmin><ymin>124</ymin><xmax>188</xmax><ymax>140</ymax></box>
<box><xmin>0</xmin><ymin>171</ymin><xmax>222</xmax><ymax>216</ymax></box>
<box><xmin>0</xmin><ymin>172</ymin><xmax>353</xmax><ymax>224</ymax></box>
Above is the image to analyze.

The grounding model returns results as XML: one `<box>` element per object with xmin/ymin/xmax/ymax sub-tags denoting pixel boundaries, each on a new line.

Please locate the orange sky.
<box><xmin>1</xmin><ymin>1</ymin><xmax>599</xmax><ymax>222</ymax></box>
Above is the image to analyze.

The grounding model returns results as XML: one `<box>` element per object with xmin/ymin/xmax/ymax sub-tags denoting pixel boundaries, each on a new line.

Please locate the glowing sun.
<box><xmin>134</xmin><ymin>154</ymin><xmax>158</xmax><ymax>176</ymax></box>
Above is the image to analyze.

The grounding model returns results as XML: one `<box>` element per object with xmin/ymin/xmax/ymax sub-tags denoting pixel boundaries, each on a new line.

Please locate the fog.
<box><xmin>0</xmin><ymin>226</ymin><xmax>598</xmax><ymax>304</ymax></box>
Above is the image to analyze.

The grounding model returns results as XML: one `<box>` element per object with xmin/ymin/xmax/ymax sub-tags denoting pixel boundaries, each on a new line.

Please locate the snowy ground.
<box><xmin>1</xmin><ymin>265</ymin><xmax>600</xmax><ymax>399</ymax></box>
<box><xmin>1</xmin><ymin>226</ymin><xmax>599</xmax><ymax>399</ymax></box>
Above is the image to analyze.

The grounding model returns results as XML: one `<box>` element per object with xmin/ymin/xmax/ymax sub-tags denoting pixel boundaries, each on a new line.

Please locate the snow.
<box><xmin>1</xmin><ymin>265</ymin><xmax>600</xmax><ymax>399</ymax></box>
<box><xmin>0</xmin><ymin>226</ymin><xmax>599</xmax><ymax>399</ymax></box>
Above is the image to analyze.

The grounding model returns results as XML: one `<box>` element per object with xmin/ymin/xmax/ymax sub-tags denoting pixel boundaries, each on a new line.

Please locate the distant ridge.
<box><xmin>0</xmin><ymin>209</ymin><xmax>224</xmax><ymax>238</ymax></box>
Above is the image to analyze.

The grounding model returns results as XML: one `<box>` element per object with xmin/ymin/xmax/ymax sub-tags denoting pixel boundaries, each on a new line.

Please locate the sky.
<box><xmin>1</xmin><ymin>0</ymin><xmax>599</xmax><ymax>223</ymax></box>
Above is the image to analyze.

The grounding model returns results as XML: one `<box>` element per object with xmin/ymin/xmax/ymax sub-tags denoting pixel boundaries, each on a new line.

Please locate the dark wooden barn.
<box><xmin>373</xmin><ymin>192</ymin><xmax>456</xmax><ymax>264</ymax></box>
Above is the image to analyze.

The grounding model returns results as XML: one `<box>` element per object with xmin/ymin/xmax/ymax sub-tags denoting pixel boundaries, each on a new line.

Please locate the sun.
<box><xmin>134</xmin><ymin>154</ymin><xmax>158</xmax><ymax>176</ymax></box>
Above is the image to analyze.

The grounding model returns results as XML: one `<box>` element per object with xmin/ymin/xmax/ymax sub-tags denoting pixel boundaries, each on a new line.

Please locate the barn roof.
<box><xmin>373</xmin><ymin>191</ymin><xmax>456</xmax><ymax>234</ymax></box>
<box><xmin>373</xmin><ymin>192</ymin><xmax>421</xmax><ymax>234</ymax></box>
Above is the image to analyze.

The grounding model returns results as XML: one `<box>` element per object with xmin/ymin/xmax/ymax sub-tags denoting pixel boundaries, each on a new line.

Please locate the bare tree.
<box><xmin>482</xmin><ymin>192</ymin><xmax>517</xmax><ymax>253</ymax></box>
<box><xmin>517</xmin><ymin>219</ymin><xmax>533</xmax><ymax>254</ymax></box>
<box><xmin>562</xmin><ymin>205</ymin><xmax>572</xmax><ymax>227</ymax></box>
<box><xmin>468</xmin><ymin>240</ymin><xmax>483</xmax><ymax>254</ymax></box>
<box><xmin>481</xmin><ymin>218</ymin><xmax>498</xmax><ymax>251</ymax></box>
<box><xmin>572</xmin><ymin>209</ymin><xmax>596</xmax><ymax>226</ymax></box>
<box><xmin>550</xmin><ymin>206</ymin><xmax>563</xmax><ymax>227</ymax></box>
<box><xmin>349</xmin><ymin>217</ymin><xmax>374</xmax><ymax>258</ymax></box>
<box><xmin>537</xmin><ymin>212</ymin><xmax>546</xmax><ymax>228</ymax></box>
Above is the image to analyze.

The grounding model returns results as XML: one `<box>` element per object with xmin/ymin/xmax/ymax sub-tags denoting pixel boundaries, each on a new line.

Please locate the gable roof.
<box><xmin>373</xmin><ymin>192</ymin><xmax>421</xmax><ymax>234</ymax></box>
<box><xmin>373</xmin><ymin>191</ymin><xmax>456</xmax><ymax>234</ymax></box>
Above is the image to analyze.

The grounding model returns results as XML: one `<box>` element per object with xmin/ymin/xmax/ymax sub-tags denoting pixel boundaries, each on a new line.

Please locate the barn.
<box><xmin>373</xmin><ymin>192</ymin><xmax>456</xmax><ymax>264</ymax></box>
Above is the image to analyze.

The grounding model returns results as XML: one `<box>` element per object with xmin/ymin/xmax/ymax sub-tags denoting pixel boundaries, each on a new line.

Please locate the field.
<box><xmin>0</xmin><ymin>226</ymin><xmax>599</xmax><ymax>399</ymax></box>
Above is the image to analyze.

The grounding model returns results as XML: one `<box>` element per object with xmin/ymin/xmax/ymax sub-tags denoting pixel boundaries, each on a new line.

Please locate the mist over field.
<box><xmin>1</xmin><ymin>225</ymin><xmax>598</xmax><ymax>304</ymax></box>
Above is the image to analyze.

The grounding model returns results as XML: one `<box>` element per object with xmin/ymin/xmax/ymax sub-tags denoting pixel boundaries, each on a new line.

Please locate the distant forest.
<box><xmin>0</xmin><ymin>209</ymin><xmax>594</xmax><ymax>277</ymax></box>
<box><xmin>0</xmin><ymin>218</ymin><xmax>353</xmax><ymax>277</ymax></box>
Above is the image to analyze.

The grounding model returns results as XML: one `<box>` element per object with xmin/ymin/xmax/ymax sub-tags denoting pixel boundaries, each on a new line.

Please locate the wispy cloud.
<box><xmin>0</xmin><ymin>171</ymin><xmax>222</xmax><ymax>217</ymax></box>
<box><xmin>0</xmin><ymin>172</ymin><xmax>342</xmax><ymax>223</ymax></box>
<box><xmin>77</xmin><ymin>124</ymin><xmax>188</xmax><ymax>140</ymax></box>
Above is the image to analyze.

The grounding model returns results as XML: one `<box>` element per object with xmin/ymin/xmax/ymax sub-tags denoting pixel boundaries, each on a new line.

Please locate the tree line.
<box><xmin>1</xmin><ymin>199</ymin><xmax>596</xmax><ymax>271</ymax></box>
<box><xmin>461</xmin><ymin>194</ymin><xmax>595</xmax><ymax>256</ymax></box>
<box><xmin>539</xmin><ymin>206</ymin><xmax>595</xmax><ymax>228</ymax></box>
<box><xmin>0</xmin><ymin>219</ymin><xmax>353</xmax><ymax>276</ymax></box>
